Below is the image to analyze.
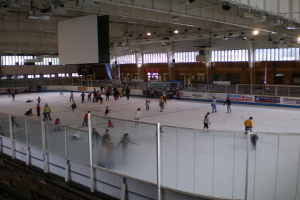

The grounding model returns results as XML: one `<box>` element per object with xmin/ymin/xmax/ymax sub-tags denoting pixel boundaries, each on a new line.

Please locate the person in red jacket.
<box><xmin>82</xmin><ymin>111</ymin><xmax>90</xmax><ymax>126</ymax></box>
<box><xmin>36</xmin><ymin>104</ymin><xmax>41</xmax><ymax>116</ymax></box>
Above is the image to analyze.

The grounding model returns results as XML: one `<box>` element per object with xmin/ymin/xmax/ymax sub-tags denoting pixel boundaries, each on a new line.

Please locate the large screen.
<box><xmin>58</xmin><ymin>14</ymin><xmax>109</xmax><ymax>64</ymax></box>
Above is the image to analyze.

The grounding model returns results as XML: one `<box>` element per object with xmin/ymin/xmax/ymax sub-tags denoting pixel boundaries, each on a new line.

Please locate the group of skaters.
<box><xmin>90</xmin><ymin>128</ymin><xmax>138</xmax><ymax>169</ymax></box>
<box><xmin>203</xmin><ymin>96</ymin><xmax>258</xmax><ymax>149</ymax></box>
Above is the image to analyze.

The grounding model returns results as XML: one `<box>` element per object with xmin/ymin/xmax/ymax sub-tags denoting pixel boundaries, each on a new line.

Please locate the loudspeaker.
<box><xmin>114</xmin><ymin>61</ymin><xmax>117</xmax><ymax>64</ymax></box>
<box><xmin>49</xmin><ymin>62</ymin><xmax>52</xmax><ymax>65</ymax></box>
<box><xmin>172</xmin><ymin>59</ymin><xmax>175</xmax><ymax>63</ymax></box>
<box><xmin>199</xmin><ymin>50</ymin><xmax>206</xmax><ymax>55</ymax></box>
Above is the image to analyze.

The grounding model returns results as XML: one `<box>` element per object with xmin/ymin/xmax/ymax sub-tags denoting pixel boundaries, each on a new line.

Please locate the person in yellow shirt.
<box><xmin>244</xmin><ymin>117</ymin><xmax>253</xmax><ymax>134</ymax></box>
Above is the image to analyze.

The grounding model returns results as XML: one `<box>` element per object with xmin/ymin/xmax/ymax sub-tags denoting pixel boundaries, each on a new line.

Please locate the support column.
<box><xmin>135</xmin><ymin>48</ymin><xmax>143</xmax><ymax>80</ymax></box>
<box><xmin>247</xmin><ymin>41</ymin><xmax>255</xmax><ymax>84</ymax></box>
<box><xmin>166</xmin><ymin>44</ymin><xmax>175</xmax><ymax>81</ymax></box>
<box><xmin>204</xmin><ymin>50</ymin><xmax>212</xmax><ymax>84</ymax></box>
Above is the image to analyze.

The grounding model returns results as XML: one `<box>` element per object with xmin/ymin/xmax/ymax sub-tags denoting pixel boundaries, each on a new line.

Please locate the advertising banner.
<box><xmin>255</xmin><ymin>96</ymin><xmax>280</xmax><ymax>104</ymax></box>
<box><xmin>78</xmin><ymin>87</ymin><xmax>88</xmax><ymax>91</ymax></box>
<box><xmin>207</xmin><ymin>93</ymin><xmax>227</xmax><ymax>100</ymax></box>
<box><xmin>229</xmin><ymin>94</ymin><xmax>253</xmax><ymax>102</ymax></box>
<box><xmin>282</xmin><ymin>98</ymin><xmax>300</xmax><ymax>105</ymax></box>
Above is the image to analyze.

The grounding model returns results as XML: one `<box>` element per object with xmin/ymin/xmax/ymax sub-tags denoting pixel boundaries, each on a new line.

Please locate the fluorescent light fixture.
<box><xmin>77</xmin><ymin>0</ymin><xmax>98</xmax><ymax>9</ymax></box>
<box><xmin>39</xmin><ymin>14</ymin><xmax>51</xmax><ymax>20</ymax></box>
<box><xmin>9</xmin><ymin>0</ymin><xmax>23</xmax><ymax>8</ymax></box>
<box><xmin>269</xmin><ymin>19</ymin><xmax>283</xmax><ymax>27</ymax></box>
<box><xmin>51</xmin><ymin>4</ymin><xmax>68</xmax><ymax>15</ymax></box>
<box><xmin>0</xmin><ymin>6</ymin><xmax>8</xmax><ymax>14</ymax></box>
<box><xmin>253</xmin><ymin>14</ymin><xmax>267</xmax><ymax>23</ymax></box>
<box><xmin>253</xmin><ymin>30</ymin><xmax>259</xmax><ymax>35</ymax></box>
<box><xmin>285</xmin><ymin>22</ymin><xmax>299</xmax><ymax>30</ymax></box>
<box><xmin>240</xmin><ymin>11</ymin><xmax>255</xmax><ymax>19</ymax></box>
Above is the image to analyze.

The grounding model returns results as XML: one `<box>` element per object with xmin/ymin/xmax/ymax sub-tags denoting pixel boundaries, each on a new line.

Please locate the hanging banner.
<box><xmin>104</xmin><ymin>63</ymin><xmax>113</xmax><ymax>80</ymax></box>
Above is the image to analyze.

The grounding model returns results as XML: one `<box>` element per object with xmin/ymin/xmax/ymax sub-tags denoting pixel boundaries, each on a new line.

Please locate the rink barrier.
<box><xmin>1</xmin><ymin>113</ymin><xmax>300</xmax><ymax>200</ymax></box>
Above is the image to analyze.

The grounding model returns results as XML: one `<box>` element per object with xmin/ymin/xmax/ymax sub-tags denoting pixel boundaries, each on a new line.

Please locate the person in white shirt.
<box><xmin>134</xmin><ymin>108</ymin><xmax>141</xmax><ymax>127</ymax></box>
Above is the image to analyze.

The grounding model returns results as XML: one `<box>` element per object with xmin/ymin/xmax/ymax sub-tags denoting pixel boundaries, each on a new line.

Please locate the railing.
<box><xmin>0</xmin><ymin>112</ymin><xmax>299</xmax><ymax>200</ymax></box>
<box><xmin>2</xmin><ymin>77</ymin><xmax>300</xmax><ymax>97</ymax></box>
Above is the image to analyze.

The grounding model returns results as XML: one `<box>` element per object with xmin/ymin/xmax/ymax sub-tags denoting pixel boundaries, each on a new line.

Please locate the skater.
<box><xmin>11</xmin><ymin>117</ymin><xmax>18</xmax><ymax>126</ymax></box>
<box><xmin>100</xmin><ymin>85</ymin><xmax>104</xmax><ymax>94</ymax></box>
<box><xmin>87</xmin><ymin>93</ymin><xmax>92</xmax><ymax>101</ymax></box>
<box><xmin>72</xmin><ymin>131</ymin><xmax>81</xmax><ymax>139</ymax></box>
<box><xmin>251</xmin><ymin>134</ymin><xmax>259</xmax><ymax>149</ymax></box>
<box><xmin>70</xmin><ymin>91</ymin><xmax>74</xmax><ymax>102</ymax></box>
<box><xmin>82</xmin><ymin>111</ymin><xmax>90</xmax><ymax>127</ymax></box>
<box><xmin>118</xmin><ymin>133</ymin><xmax>138</xmax><ymax>160</ymax></box>
<box><xmin>108</xmin><ymin>120</ymin><xmax>114</xmax><ymax>129</ymax></box>
<box><xmin>70</xmin><ymin>102</ymin><xmax>77</xmax><ymax>112</ymax></box>
<box><xmin>223</xmin><ymin>98</ymin><xmax>232</xmax><ymax>113</ymax></box>
<box><xmin>11</xmin><ymin>92</ymin><xmax>15</xmax><ymax>101</ymax></box>
<box><xmin>36</xmin><ymin>104</ymin><xmax>41</xmax><ymax>116</ymax></box>
<box><xmin>244</xmin><ymin>117</ymin><xmax>253</xmax><ymax>134</ymax></box>
<box><xmin>54</xmin><ymin>117</ymin><xmax>61</xmax><ymax>131</ymax></box>
<box><xmin>145</xmin><ymin>99</ymin><xmax>151</xmax><ymax>110</ymax></box>
<box><xmin>105</xmin><ymin>137</ymin><xmax>115</xmax><ymax>169</ymax></box>
<box><xmin>105</xmin><ymin>90</ymin><xmax>110</xmax><ymax>101</ymax></box>
<box><xmin>44</xmin><ymin>103</ymin><xmax>52</xmax><ymax>120</ymax></box>
<box><xmin>134</xmin><ymin>108</ymin><xmax>141</xmax><ymax>127</ymax></box>
<box><xmin>102</xmin><ymin>129</ymin><xmax>111</xmax><ymax>146</ymax></box>
<box><xmin>203</xmin><ymin>112</ymin><xmax>211</xmax><ymax>133</ymax></box>
<box><xmin>25</xmin><ymin>108</ymin><xmax>33</xmax><ymax>116</ymax></box>
<box><xmin>125</xmin><ymin>87</ymin><xmax>130</xmax><ymax>100</ymax></box>
<box><xmin>58</xmin><ymin>88</ymin><xmax>63</xmax><ymax>95</ymax></box>
<box><xmin>37</xmin><ymin>96</ymin><xmax>41</xmax><ymax>104</ymax></box>
<box><xmin>80</xmin><ymin>92</ymin><xmax>86</xmax><ymax>103</ymax></box>
<box><xmin>159</xmin><ymin>99</ymin><xmax>164</xmax><ymax>112</ymax></box>
<box><xmin>176</xmin><ymin>90</ymin><xmax>180</xmax><ymax>99</ymax></box>
<box><xmin>211</xmin><ymin>96</ymin><xmax>217</xmax><ymax>113</ymax></box>
<box><xmin>92</xmin><ymin>128</ymin><xmax>101</xmax><ymax>148</ymax></box>
<box><xmin>104</xmin><ymin>107</ymin><xmax>111</xmax><ymax>117</ymax></box>
<box><xmin>26</xmin><ymin>99</ymin><xmax>33</xmax><ymax>103</ymax></box>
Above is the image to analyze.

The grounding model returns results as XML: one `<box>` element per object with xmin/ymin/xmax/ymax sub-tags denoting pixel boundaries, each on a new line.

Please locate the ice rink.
<box><xmin>1</xmin><ymin>91</ymin><xmax>300</xmax><ymax>200</ymax></box>
<box><xmin>1</xmin><ymin>91</ymin><xmax>299</xmax><ymax>133</ymax></box>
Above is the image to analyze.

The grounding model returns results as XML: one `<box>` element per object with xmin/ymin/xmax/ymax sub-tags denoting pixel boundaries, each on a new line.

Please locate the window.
<box><xmin>28</xmin><ymin>75</ymin><xmax>34</xmax><ymax>79</ymax></box>
<box><xmin>147</xmin><ymin>73</ymin><xmax>159</xmax><ymax>81</ymax></box>
<box><xmin>58</xmin><ymin>73</ymin><xmax>65</xmax><ymax>77</ymax></box>
<box><xmin>72</xmin><ymin>73</ymin><xmax>80</xmax><ymax>77</ymax></box>
<box><xmin>17</xmin><ymin>75</ymin><xmax>24</xmax><ymax>79</ymax></box>
<box><xmin>143</xmin><ymin>53</ymin><xmax>167</xmax><ymax>63</ymax></box>
<box><xmin>44</xmin><ymin>74</ymin><xmax>50</xmax><ymax>78</ymax></box>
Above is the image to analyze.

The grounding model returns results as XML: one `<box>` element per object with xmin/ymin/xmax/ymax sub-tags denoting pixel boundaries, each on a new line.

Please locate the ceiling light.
<box><xmin>76</xmin><ymin>0</ymin><xmax>98</xmax><ymax>9</ymax></box>
<box><xmin>39</xmin><ymin>14</ymin><xmax>51</xmax><ymax>20</ymax></box>
<box><xmin>0</xmin><ymin>6</ymin><xmax>8</xmax><ymax>14</ymax></box>
<box><xmin>269</xmin><ymin>19</ymin><xmax>283</xmax><ymax>27</ymax></box>
<box><xmin>222</xmin><ymin>3</ymin><xmax>231</xmax><ymax>11</ymax></box>
<box><xmin>285</xmin><ymin>22</ymin><xmax>299</xmax><ymax>30</ymax></box>
<box><xmin>297</xmin><ymin>37</ymin><xmax>300</xmax><ymax>43</ymax></box>
<box><xmin>8</xmin><ymin>0</ymin><xmax>23</xmax><ymax>8</ymax></box>
<box><xmin>253</xmin><ymin>14</ymin><xmax>267</xmax><ymax>23</ymax></box>
<box><xmin>147</xmin><ymin>32</ymin><xmax>151</xmax><ymax>36</ymax></box>
<box><xmin>174</xmin><ymin>30</ymin><xmax>179</xmax><ymax>34</ymax></box>
<box><xmin>253</xmin><ymin>30</ymin><xmax>259</xmax><ymax>35</ymax></box>
<box><xmin>50</xmin><ymin>4</ymin><xmax>67</xmax><ymax>15</ymax></box>
<box><xmin>240</xmin><ymin>11</ymin><xmax>255</xmax><ymax>19</ymax></box>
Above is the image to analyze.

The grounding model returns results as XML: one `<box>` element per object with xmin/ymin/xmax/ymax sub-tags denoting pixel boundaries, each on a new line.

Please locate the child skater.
<box><xmin>108</xmin><ymin>120</ymin><xmax>114</xmax><ymax>129</ymax></box>
<box><xmin>203</xmin><ymin>112</ymin><xmax>211</xmax><ymax>133</ymax></box>
<box><xmin>105</xmin><ymin>106</ymin><xmax>111</xmax><ymax>117</ymax></box>
<box><xmin>145</xmin><ymin>99</ymin><xmax>151</xmax><ymax>110</ymax></box>
<box><xmin>70</xmin><ymin>102</ymin><xmax>77</xmax><ymax>112</ymax></box>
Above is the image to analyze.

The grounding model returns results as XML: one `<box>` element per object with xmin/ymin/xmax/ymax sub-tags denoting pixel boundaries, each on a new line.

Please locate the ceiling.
<box><xmin>0</xmin><ymin>0</ymin><xmax>300</xmax><ymax>56</ymax></box>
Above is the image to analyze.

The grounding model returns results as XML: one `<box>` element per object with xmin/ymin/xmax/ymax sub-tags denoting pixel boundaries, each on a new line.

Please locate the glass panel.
<box><xmin>161</xmin><ymin>126</ymin><xmax>178</xmax><ymax>188</ymax></box>
<box><xmin>275</xmin><ymin>135</ymin><xmax>300</xmax><ymax>200</ymax></box>
<box><xmin>248</xmin><ymin>134</ymin><xmax>278</xmax><ymax>200</ymax></box>
<box><xmin>27</xmin><ymin>119</ymin><xmax>42</xmax><ymax>149</ymax></box>
<box><xmin>194</xmin><ymin>128</ymin><xmax>214</xmax><ymax>196</ymax></box>
<box><xmin>12</xmin><ymin>116</ymin><xmax>27</xmax><ymax>144</ymax></box>
<box><xmin>66</xmin><ymin>127</ymin><xmax>89</xmax><ymax>164</ymax></box>
<box><xmin>0</xmin><ymin>113</ymin><xmax>10</xmax><ymax>137</ymax></box>
<box><xmin>45</xmin><ymin>122</ymin><xmax>65</xmax><ymax>156</ymax></box>
<box><xmin>213</xmin><ymin>130</ymin><xmax>235</xmax><ymax>198</ymax></box>
<box><xmin>176</xmin><ymin>127</ymin><xmax>195</xmax><ymax>193</ymax></box>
